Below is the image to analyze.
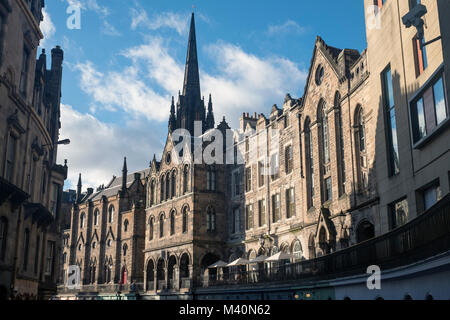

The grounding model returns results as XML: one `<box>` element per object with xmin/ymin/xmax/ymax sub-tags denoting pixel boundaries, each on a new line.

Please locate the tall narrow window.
<box><xmin>382</xmin><ymin>66</ymin><xmax>400</xmax><ymax>176</ymax></box>
<box><xmin>234</xmin><ymin>171</ymin><xmax>241</xmax><ymax>196</ymax></box>
<box><xmin>171</xmin><ymin>172</ymin><xmax>176</xmax><ymax>198</ymax></box>
<box><xmin>160</xmin><ymin>176</ymin><xmax>165</xmax><ymax>202</ymax></box>
<box><xmin>108</xmin><ymin>206</ymin><xmax>114</xmax><ymax>223</ymax></box>
<box><xmin>94</xmin><ymin>209</ymin><xmax>99</xmax><ymax>226</ymax></box>
<box><xmin>182</xmin><ymin>207</ymin><xmax>188</xmax><ymax>234</ymax></box>
<box><xmin>34</xmin><ymin>235</ymin><xmax>40</xmax><ymax>274</ymax></box>
<box><xmin>45</xmin><ymin>241</ymin><xmax>55</xmax><ymax>276</ymax></box>
<box><xmin>245</xmin><ymin>204</ymin><xmax>254</xmax><ymax>230</ymax></box>
<box><xmin>80</xmin><ymin>213</ymin><xmax>85</xmax><ymax>229</ymax></box>
<box><xmin>5</xmin><ymin>134</ymin><xmax>17</xmax><ymax>182</ymax></box>
<box><xmin>170</xmin><ymin>211</ymin><xmax>175</xmax><ymax>235</ymax></box>
<box><xmin>258</xmin><ymin>161</ymin><xmax>265</xmax><ymax>187</ymax></box>
<box><xmin>207</xmin><ymin>166</ymin><xmax>216</xmax><ymax>191</ymax></box>
<box><xmin>286</xmin><ymin>188</ymin><xmax>295</xmax><ymax>218</ymax></box>
<box><xmin>20</xmin><ymin>47</ymin><xmax>30</xmax><ymax>95</ymax></box>
<box><xmin>183</xmin><ymin>165</ymin><xmax>189</xmax><ymax>194</ymax></box>
<box><xmin>233</xmin><ymin>208</ymin><xmax>240</xmax><ymax>234</ymax></box>
<box><xmin>270</xmin><ymin>153</ymin><xmax>279</xmax><ymax>181</ymax></box>
<box><xmin>150</xmin><ymin>181</ymin><xmax>155</xmax><ymax>206</ymax></box>
<box><xmin>159</xmin><ymin>215</ymin><xmax>164</xmax><ymax>238</ymax></box>
<box><xmin>0</xmin><ymin>217</ymin><xmax>8</xmax><ymax>261</ymax></box>
<box><xmin>285</xmin><ymin>145</ymin><xmax>293</xmax><ymax>174</ymax></box>
<box><xmin>258</xmin><ymin>200</ymin><xmax>266</xmax><ymax>227</ymax></box>
<box><xmin>124</xmin><ymin>219</ymin><xmax>129</xmax><ymax>233</ymax></box>
<box><xmin>304</xmin><ymin>118</ymin><xmax>314</xmax><ymax>209</ymax></box>
<box><xmin>319</xmin><ymin>101</ymin><xmax>330</xmax><ymax>164</ymax></box>
<box><xmin>355</xmin><ymin>106</ymin><xmax>368</xmax><ymax>190</ymax></box>
<box><xmin>324</xmin><ymin>178</ymin><xmax>332</xmax><ymax>202</ymax></box>
<box><xmin>334</xmin><ymin>92</ymin><xmax>346</xmax><ymax>196</ymax></box>
<box><xmin>207</xmin><ymin>207</ymin><xmax>216</xmax><ymax>232</ymax></box>
<box><xmin>272</xmin><ymin>194</ymin><xmax>280</xmax><ymax>223</ymax></box>
<box><xmin>245</xmin><ymin>167</ymin><xmax>252</xmax><ymax>192</ymax></box>
<box><xmin>23</xmin><ymin>229</ymin><xmax>30</xmax><ymax>271</ymax></box>
<box><xmin>149</xmin><ymin>218</ymin><xmax>154</xmax><ymax>240</ymax></box>
<box><xmin>165</xmin><ymin>173</ymin><xmax>170</xmax><ymax>200</ymax></box>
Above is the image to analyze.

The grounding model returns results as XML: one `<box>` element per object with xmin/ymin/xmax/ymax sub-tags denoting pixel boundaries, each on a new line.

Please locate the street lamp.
<box><xmin>42</xmin><ymin>139</ymin><xmax>71</xmax><ymax>148</ymax></box>
<box><xmin>402</xmin><ymin>4</ymin><xmax>441</xmax><ymax>48</ymax></box>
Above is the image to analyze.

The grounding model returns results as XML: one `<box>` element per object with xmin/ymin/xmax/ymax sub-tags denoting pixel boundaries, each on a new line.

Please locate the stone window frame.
<box><xmin>354</xmin><ymin>104</ymin><xmax>369</xmax><ymax>193</ymax></box>
<box><xmin>181</xmin><ymin>205</ymin><xmax>189</xmax><ymax>234</ymax></box>
<box><xmin>334</xmin><ymin>91</ymin><xmax>346</xmax><ymax>197</ymax></box>
<box><xmin>304</xmin><ymin>117</ymin><xmax>314</xmax><ymax>210</ymax></box>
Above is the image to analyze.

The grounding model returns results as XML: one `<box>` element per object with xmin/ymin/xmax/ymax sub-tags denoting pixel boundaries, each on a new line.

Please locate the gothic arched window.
<box><xmin>319</xmin><ymin>100</ymin><xmax>330</xmax><ymax>164</ymax></box>
<box><xmin>171</xmin><ymin>172</ymin><xmax>176</xmax><ymax>198</ymax></box>
<box><xmin>124</xmin><ymin>219</ymin><xmax>129</xmax><ymax>232</ymax></box>
<box><xmin>149</xmin><ymin>218</ymin><xmax>154</xmax><ymax>241</ymax></box>
<box><xmin>207</xmin><ymin>166</ymin><xmax>216</xmax><ymax>191</ymax></box>
<box><xmin>150</xmin><ymin>180</ymin><xmax>155</xmax><ymax>206</ymax></box>
<box><xmin>183</xmin><ymin>165</ymin><xmax>189</xmax><ymax>194</ymax></box>
<box><xmin>80</xmin><ymin>212</ymin><xmax>86</xmax><ymax>229</ymax></box>
<box><xmin>207</xmin><ymin>207</ymin><xmax>216</xmax><ymax>232</ymax></box>
<box><xmin>182</xmin><ymin>206</ymin><xmax>188</xmax><ymax>234</ymax></box>
<box><xmin>159</xmin><ymin>214</ymin><xmax>164</xmax><ymax>238</ymax></box>
<box><xmin>304</xmin><ymin>118</ymin><xmax>314</xmax><ymax>209</ymax></box>
<box><xmin>160</xmin><ymin>176</ymin><xmax>165</xmax><ymax>202</ymax></box>
<box><xmin>108</xmin><ymin>206</ymin><xmax>114</xmax><ymax>223</ymax></box>
<box><xmin>334</xmin><ymin>92</ymin><xmax>346</xmax><ymax>196</ymax></box>
<box><xmin>170</xmin><ymin>210</ymin><xmax>175</xmax><ymax>235</ymax></box>
<box><xmin>93</xmin><ymin>209</ymin><xmax>99</xmax><ymax>226</ymax></box>
<box><xmin>165</xmin><ymin>173</ymin><xmax>170</xmax><ymax>200</ymax></box>
<box><xmin>355</xmin><ymin>106</ymin><xmax>368</xmax><ymax>191</ymax></box>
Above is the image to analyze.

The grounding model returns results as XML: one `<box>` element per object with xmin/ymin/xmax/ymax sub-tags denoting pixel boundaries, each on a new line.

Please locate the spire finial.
<box><xmin>182</xmin><ymin>11</ymin><xmax>201</xmax><ymax>100</ymax></box>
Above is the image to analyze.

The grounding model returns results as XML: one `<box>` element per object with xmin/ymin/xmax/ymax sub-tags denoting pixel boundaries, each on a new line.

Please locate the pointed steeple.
<box><xmin>76</xmin><ymin>173</ymin><xmax>82</xmax><ymax>203</ymax></box>
<box><xmin>206</xmin><ymin>94</ymin><xmax>215</xmax><ymax>130</ymax></box>
<box><xmin>168</xmin><ymin>96</ymin><xmax>177</xmax><ymax>131</ymax></box>
<box><xmin>183</xmin><ymin>13</ymin><xmax>201</xmax><ymax>102</ymax></box>
<box><xmin>122</xmin><ymin>157</ymin><xmax>128</xmax><ymax>193</ymax></box>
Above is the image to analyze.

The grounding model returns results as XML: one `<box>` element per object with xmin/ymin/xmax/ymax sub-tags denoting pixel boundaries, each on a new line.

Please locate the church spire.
<box><xmin>169</xmin><ymin>96</ymin><xmax>176</xmax><ymax>131</ymax></box>
<box><xmin>206</xmin><ymin>94</ymin><xmax>215</xmax><ymax>130</ymax></box>
<box><xmin>122</xmin><ymin>157</ymin><xmax>128</xmax><ymax>193</ymax></box>
<box><xmin>76</xmin><ymin>173</ymin><xmax>82</xmax><ymax>203</ymax></box>
<box><xmin>182</xmin><ymin>13</ymin><xmax>201</xmax><ymax>102</ymax></box>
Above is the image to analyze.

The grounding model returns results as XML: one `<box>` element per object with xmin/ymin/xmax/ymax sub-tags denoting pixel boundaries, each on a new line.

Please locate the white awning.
<box><xmin>248</xmin><ymin>255</ymin><xmax>268</xmax><ymax>264</ymax></box>
<box><xmin>208</xmin><ymin>260</ymin><xmax>228</xmax><ymax>268</ymax></box>
<box><xmin>227</xmin><ymin>258</ymin><xmax>250</xmax><ymax>266</ymax></box>
<box><xmin>265</xmin><ymin>252</ymin><xmax>293</xmax><ymax>262</ymax></box>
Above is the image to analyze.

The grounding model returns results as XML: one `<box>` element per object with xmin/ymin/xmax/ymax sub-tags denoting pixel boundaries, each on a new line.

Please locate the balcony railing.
<box><xmin>200</xmin><ymin>194</ymin><xmax>450</xmax><ymax>288</ymax></box>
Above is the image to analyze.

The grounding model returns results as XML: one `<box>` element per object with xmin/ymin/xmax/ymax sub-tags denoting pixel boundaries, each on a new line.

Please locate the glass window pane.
<box><xmin>390</xmin><ymin>109</ymin><xmax>400</xmax><ymax>174</ymax></box>
<box><xmin>433</xmin><ymin>78</ymin><xmax>447</xmax><ymax>125</ymax></box>
<box><xmin>385</xmin><ymin>68</ymin><xmax>395</xmax><ymax>109</ymax></box>
<box><xmin>413</xmin><ymin>98</ymin><xmax>426</xmax><ymax>142</ymax></box>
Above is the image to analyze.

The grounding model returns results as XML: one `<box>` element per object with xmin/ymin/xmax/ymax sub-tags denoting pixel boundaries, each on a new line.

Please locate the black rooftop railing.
<box><xmin>199</xmin><ymin>194</ymin><xmax>450</xmax><ymax>288</ymax></box>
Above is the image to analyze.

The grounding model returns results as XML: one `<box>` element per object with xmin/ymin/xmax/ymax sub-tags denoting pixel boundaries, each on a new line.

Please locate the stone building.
<box><xmin>0</xmin><ymin>0</ymin><xmax>67</xmax><ymax>299</ymax></box>
<box><xmin>58</xmin><ymin>0</ymin><xmax>450</xmax><ymax>300</ymax></box>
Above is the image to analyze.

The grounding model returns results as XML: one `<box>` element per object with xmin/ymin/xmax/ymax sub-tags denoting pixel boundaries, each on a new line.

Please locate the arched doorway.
<box><xmin>179</xmin><ymin>253</ymin><xmax>190</xmax><ymax>289</ymax></box>
<box><xmin>167</xmin><ymin>255</ymin><xmax>177</xmax><ymax>289</ymax></box>
<box><xmin>156</xmin><ymin>258</ymin><xmax>165</xmax><ymax>290</ymax></box>
<box><xmin>356</xmin><ymin>221</ymin><xmax>375</xmax><ymax>243</ymax></box>
<box><xmin>146</xmin><ymin>260</ymin><xmax>154</xmax><ymax>291</ymax></box>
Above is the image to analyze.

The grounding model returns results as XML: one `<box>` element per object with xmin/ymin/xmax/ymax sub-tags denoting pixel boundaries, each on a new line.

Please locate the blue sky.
<box><xmin>40</xmin><ymin>0</ymin><xmax>367</xmax><ymax>191</ymax></box>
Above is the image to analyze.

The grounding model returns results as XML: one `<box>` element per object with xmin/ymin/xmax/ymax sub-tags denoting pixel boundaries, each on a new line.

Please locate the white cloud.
<box><xmin>102</xmin><ymin>20</ymin><xmax>121</xmax><ymax>36</ymax></box>
<box><xmin>40</xmin><ymin>9</ymin><xmax>56</xmax><ymax>48</ymax></box>
<box><xmin>57</xmin><ymin>104</ymin><xmax>162</xmax><ymax>190</ymax></box>
<box><xmin>74</xmin><ymin>61</ymin><xmax>171</xmax><ymax>121</ymax></box>
<box><xmin>130</xmin><ymin>8</ymin><xmax>189</xmax><ymax>35</ymax></box>
<box><xmin>267</xmin><ymin>20</ymin><xmax>306</xmax><ymax>36</ymax></box>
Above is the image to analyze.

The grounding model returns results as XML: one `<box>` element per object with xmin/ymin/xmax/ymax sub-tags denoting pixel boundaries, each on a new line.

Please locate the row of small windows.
<box><xmin>148</xmin><ymin>206</ymin><xmax>190</xmax><ymax>240</ymax></box>
<box><xmin>150</xmin><ymin>165</ymin><xmax>218</xmax><ymax>206</ymax></box>
<box><xmin>79</xmin><ymin>206</ymin><xmax>115</xmax><ymax>229</ymax></box>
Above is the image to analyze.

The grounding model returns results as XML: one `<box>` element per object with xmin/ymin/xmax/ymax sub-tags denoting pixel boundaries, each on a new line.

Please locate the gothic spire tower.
<box><xmin>171</xmin><ymin>12</ymin><xmax>214</xmax><ymax>135</ymax></box>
